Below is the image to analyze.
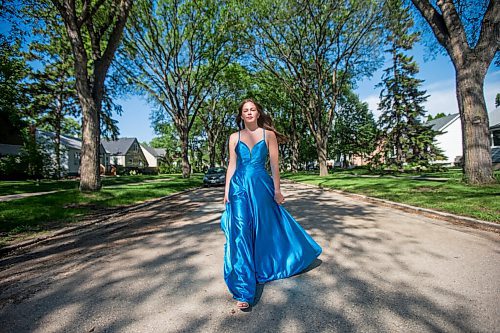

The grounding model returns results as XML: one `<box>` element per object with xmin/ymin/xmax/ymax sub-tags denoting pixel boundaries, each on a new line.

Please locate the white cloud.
<box><xmin>422</xmin><ymin>84</ymin><xmax>458</xmax><ymax>116</ymax></box>
<box><xmin>423</xmin><ymin>79</ymin><xmax>455</xmax><ymax>92</ymax></box>
<box><xmin>363</xmin><ymin>94</ymin><xmax>381</xmax><ymax>119</ymax></box>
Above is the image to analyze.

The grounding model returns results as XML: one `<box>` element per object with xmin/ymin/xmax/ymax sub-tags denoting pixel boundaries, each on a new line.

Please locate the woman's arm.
<box><xmin>223</xmin><ymin>132</ymin><xmax>238</xmax><ymax>204</ymax></box>
<box><xmin>267</xmin><ymin>130</ymin><xmax>285</xmax><ymax>204</ymax></box>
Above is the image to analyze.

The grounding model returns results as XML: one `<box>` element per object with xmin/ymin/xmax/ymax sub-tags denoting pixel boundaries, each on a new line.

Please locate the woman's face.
<box><xmin>241</xmin><ymin>102</ymin><xmax>259</xmax><ymax>125</ymax></box>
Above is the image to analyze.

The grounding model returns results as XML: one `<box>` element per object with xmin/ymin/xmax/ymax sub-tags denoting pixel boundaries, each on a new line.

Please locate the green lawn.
<box><xmin>282</xmin><ymin>169</ymin><xmax>500</xmax><ymax>223</ymax></box>
<box><xmin>0</xmin><ymin>174</ymin><xmax>203</xmax><ymax>246</ymax></box>
<box><xmin>0</xmin><ymin>174</ymin><xmax>185</xmax><ymax>196</ymax></box>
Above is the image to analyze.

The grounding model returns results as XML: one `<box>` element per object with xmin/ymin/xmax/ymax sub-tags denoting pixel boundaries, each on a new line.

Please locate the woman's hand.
<box><xmin>274</xmin><ymin>191</ymin><xmax>285</xmax><ymax>205</ymax></box>
<box><xmin>223</xmin><ymin>193</ymin><xmax>230</xmax><ymax>204</ymax></box>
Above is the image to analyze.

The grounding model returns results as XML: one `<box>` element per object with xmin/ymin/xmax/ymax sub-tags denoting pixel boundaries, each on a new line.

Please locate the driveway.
<box><xmin>0</xmin><ymin>181</ymin><xmax>498</xmax><ymax>332</ymax></box>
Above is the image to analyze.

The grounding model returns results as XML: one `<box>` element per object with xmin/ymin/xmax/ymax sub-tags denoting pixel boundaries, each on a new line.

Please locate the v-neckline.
<box><xmin>239</xmin><ymin>139</ymin><xmax>265</xmax><ymax>156</ymax></box>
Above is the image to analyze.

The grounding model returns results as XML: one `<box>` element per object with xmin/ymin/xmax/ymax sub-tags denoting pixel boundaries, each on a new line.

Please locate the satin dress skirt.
<box><xmin>220</xmin><ymin>146</ymin><xmax>322</xmax><ymax>304</ymax></box>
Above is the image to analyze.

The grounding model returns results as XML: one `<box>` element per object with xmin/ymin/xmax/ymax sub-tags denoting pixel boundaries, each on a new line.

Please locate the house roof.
<box><xmin>155</xmin><ymin>148</ymin><xmax>166</xmax><ymax>157</ymax></box>
<box><xmin>425</xmin><ymin>113</ymin><xmax>460</xmax><ymax>131</ymax></box>
<box><xmin>37</xmin><ymin>130</ymin><xmax>82</xmax><ymax>149</ymax></box>
<box><xmin>492</xmin><ymin>147</ymin><xmax>500</xmax><ymax>163</ymax></box>
<box><xmin>102</xmin><ymin>137</ymin><xmax>137</xmax><ymax>155</ymax></box>
<box><xmin>141</xmin><ymin>144</ymin><xmax>167</xmax><ymax>157</ymax></box>
<box><xmin>489</xmin><ymin>107</ymin><xmax>500</xmax><ymax>129</ymax></box>
<box><xmin>37</xmin><ymin>130</ymin><xmax>108</xmax><ymax>155</ymax></box>
<box><xmin>141</xmin><ymin>144</ymin><xmax>158</xmax><ymax>156</ymax></box>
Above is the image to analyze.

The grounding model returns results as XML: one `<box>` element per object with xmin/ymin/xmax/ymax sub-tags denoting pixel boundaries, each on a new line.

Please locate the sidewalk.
<box><xmin>0</xmin><ymin>191</ymin><xmax>61</xmax><ymax>202</ymax></box>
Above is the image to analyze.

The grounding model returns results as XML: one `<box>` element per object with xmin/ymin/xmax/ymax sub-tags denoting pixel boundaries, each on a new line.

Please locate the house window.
<box><xmin>74</xmin><ymin>152</ymin><xmax>81</xmax><ymax>165</ymax></box>
<box><xmin>492</xmin><ymin>130</ymin><xmax>500</xmax><ymax>147</ymax></box>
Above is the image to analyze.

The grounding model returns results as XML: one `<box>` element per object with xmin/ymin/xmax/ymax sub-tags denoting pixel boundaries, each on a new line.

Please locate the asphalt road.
<box><xmin>0</xmin><ymin>181</ymin><xmax>499</xmax><ymax>333</ymax></box>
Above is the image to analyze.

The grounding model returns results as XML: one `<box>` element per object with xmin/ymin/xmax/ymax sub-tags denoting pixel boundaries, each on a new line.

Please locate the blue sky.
<box><xmin>355</xmin><ymin>43</ymin><xmax>499</xmax><ymax>122</ymax></box>
<box><xmin>118</xmin><ymin>43</ymin><xmax>499</xmax><ymax>143</ymax></box>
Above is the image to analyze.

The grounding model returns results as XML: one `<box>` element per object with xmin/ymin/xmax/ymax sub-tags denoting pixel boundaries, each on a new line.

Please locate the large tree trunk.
<box><xmin>209</xmin><ymin>147</ymin><xmax>216</xmax><ymax>168</ymax></box>
<box><xmin>54</xmin><ymin>124</ymin><xmax>61</xmax><ymax>179</ymax></box>
<box><xmin>291</xmin><ymin>138</ymin><xmax>299</xmax><ymax>172</ymax></box>
<box><xmin>54</xmin><ymin>95</ymin><xmax>63</xmax><ymax>179</ymax></box>
<box><xmin>290</xmin><ymin>108</ymin><xmax>299</xmax><ymax>172</ymax></box>
<box><xmin>180</xmin><ymin>129</ymin><xmax>191</xmax><ymax>178</ymax></box>
<box><xmin>220</xmin><ymin>140</ymin><xmax>226</xmax><ymax>167</ymax></box>
<box><xmin>316</xmin><ymin>139</ymin><xmax>329</xmax><ymax>176</ymax></box>
<box><xmin>207</xmin><ymin>131</ymin><xmax>216</xmax><ymax>168</ymax></box>
<box><xmin>79</xmin><ymin>96</ymin><xmax>101</xmax><ymax>191</ymax></box>
<box><xmin>456</xmin><ymin>61</ymin><xmax>495</xmax><ymax>184</ymax></box>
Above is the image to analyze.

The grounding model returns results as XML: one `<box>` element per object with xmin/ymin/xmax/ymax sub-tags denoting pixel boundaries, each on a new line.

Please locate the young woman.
<box><xmin>220</xmin><ymin>98</ymin><xmax>322</xmax><ymax>310</ymax></box>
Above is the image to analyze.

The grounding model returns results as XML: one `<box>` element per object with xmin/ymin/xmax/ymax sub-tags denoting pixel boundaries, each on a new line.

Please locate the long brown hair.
<box><xmin>236</xmin><ymin>98</ymin><xmax>288</xmax><ymax>143</ymax></box>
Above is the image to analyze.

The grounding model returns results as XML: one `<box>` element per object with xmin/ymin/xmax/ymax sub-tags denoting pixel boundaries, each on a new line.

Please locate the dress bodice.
<box><xmin>235</xmin><ymin>129</ymin><xmax>268</xmax><ymax>169</ymax></box>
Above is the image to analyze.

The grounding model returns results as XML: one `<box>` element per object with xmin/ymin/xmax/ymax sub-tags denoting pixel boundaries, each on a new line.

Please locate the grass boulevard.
<box><xmin>0</xmin><ymin>174</ymin><xmax>203</xmax><ymax>247</ymax></box>
<box><xmin>0</xmin><ymin>168</ymin><xmax>498</xmax><ymax>247</ymax></box>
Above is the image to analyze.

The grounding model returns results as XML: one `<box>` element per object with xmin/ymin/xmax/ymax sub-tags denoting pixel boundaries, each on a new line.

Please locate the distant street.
<box><xmin>0</xmin><ymin>181</ymin><xmax>499</xmax><ymax>333</ymax></box>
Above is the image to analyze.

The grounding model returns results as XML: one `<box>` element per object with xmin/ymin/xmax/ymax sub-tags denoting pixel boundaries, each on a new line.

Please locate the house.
<box><xmin>489</xmin><ymin>107</ymin><xmax>500</xmax><ymax>170</ymax></box>
<box><xmin>36</xmin><ymin>130</ymin><xmax>108</xmax><ymax>176</ymax></box>
<box><xmin>140</xmin><ymin>144</ymin><xmax>166</xmax><ymax>169</ymax></box>
<box><xmin>424</xmin><ymin>108</ymin><xmax>500</xmax><ymax>169</ymax></box>
<box><xmin>102</xmin><ymin>137</ymin><xmax>148</xmax><ymax>170</ymax></box>
<box><xmin>425</xmin><ymin>113</ymin><xmax>462</xmax><ymax>165</ymax></box>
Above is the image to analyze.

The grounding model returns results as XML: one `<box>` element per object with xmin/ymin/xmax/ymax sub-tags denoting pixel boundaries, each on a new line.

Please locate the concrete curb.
<box><xmin>0</xmin><ymin>186</ymin><xmax>201</xmax><ymax>256</ymax></box>
<box><xmin>284</xmin><ymin>180</ymin><xmax>500</xmax><ymax>233</ymax></box>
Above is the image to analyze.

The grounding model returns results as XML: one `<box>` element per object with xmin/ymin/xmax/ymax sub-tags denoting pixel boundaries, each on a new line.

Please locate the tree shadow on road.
<box><xmin>0</xmin><ymin>184</ymin><xmax>495</xmax><ymax>332</ymax></box>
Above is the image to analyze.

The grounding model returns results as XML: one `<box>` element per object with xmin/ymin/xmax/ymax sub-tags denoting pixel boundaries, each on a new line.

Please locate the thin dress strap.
<box><xmin>263</xmin><ymin>127</ymin><xmax>269</xmax><ymax>151</ymax></box>
<box><xmin>238</xmin><ymin>130</ymin><xmax>240</xmax><ymax>142</ymax></box>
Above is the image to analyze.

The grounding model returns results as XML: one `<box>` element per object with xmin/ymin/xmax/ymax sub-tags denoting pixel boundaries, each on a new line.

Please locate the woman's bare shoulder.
<box><xmin>229</xmin><ymin>131</ymin><xmax>240</xmax><ymax>142</ymax></box>
<box><xmin>265</xmin><ymin>129</ymin><xmax>277</xmax><ymax>139</ymax></box>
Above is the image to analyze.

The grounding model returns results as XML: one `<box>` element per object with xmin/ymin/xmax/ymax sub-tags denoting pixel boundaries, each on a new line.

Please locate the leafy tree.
<box><xmin>150</xmin><ymin>123</ymin><xmax>181</xmax><ymax>173</ymax></box>
<box><xmin>331</xmin><ymin>90</ymin><xmax>378</xmax><ymax>168</ymax></box>
<box><xmin>248</xmin><ymin>0</ymin><xmax>385</xmax><ymax>176</ymax></box>
<box><xmin>199</xmin><ymin>64</ymin><xmax>252</xmax><ymax>168</ymax></box>
<box><xmin>59</xmin><ymin>117</ymin><xmax>81</xmax><ymax>137</ymax></box>
<box><xmin>496</xmin><ymin>93</ymin><xmax>500</xmax><ymax>108</ymax></box>
<box><xmin>251</xmin><ymin>70</ymin><xmax>305</xmax><ymax>172</ymax></box>
<box><xmin>25</xmin><ymin>26</ymin><xmax>79</xmax><ymax>178</ymax></box>
<box><xmin>410</xmin><ymin>0</ymin><xmax>498</xmax><ymax>184</ymax></box>
<box><xmin>4</xmin><ymin>1</ymin><xmax>127</xmax><ymax>180</ymax></box>
<box><xmin>23</xmin><ymin>129</ymin><xmax>55</xmax><ymax>179</ymax></box>
<box><xmin>0</xmin><ymin>35</ymin><xmax>28</xmax><ymax>146</ymax></box>
<box><xmin>376</xmin><ymin>0</ymin><xmax>442</xmax><ymax>171</ymax></box>
<box><xmin>46</xmin><ymin>0</ymin><xmax>133</xmax><ymax>191</ymax></box>
<box><xmin>426</xmin><ymin>112</ymin><xmax>448</xmax><ymax>122</ymax></box>
<box><xmin>118</xmin><ymin>0</ymin><xmax>242</xmax><ymax>178</ymax></box>
<box><xmin>0</xmin><ymin>35</ymin><xmax>55</xmax><ymax>180</ymax></box>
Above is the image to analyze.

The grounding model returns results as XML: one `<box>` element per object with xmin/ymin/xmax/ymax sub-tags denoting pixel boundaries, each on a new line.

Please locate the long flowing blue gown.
<box><xmin>220</xmin><ymin>128</ymin><xmax>322</xmax><ymax>304</ymax></box>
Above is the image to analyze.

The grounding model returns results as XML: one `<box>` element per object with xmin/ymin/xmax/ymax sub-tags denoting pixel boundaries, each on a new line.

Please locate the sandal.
<box><xmin>236</xmin><ymin>301</ymin><xmax>250</xmax><ymax>310</ymax></box>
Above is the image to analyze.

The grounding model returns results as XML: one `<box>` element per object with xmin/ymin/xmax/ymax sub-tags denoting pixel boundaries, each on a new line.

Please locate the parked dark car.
<box><xmin>203</xmin><ymin>167</ymin><xmax>226</xmax><ymax>186</ymax></box>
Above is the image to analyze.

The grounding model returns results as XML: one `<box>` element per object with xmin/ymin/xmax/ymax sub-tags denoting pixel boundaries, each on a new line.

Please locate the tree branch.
<box><xmin>474</xmin><ymin>0</ymin><xmax>499</xmax><ymax>60</ymax></box>
<box><xmin>410</xmin><ymin>0</ymin><xmax>449</xmax><ymax>47</ymax></box>
<box><xmin>95</xmin><ymin>0</ymin><xmax>133</xmax><ymax>86</ymax></box>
